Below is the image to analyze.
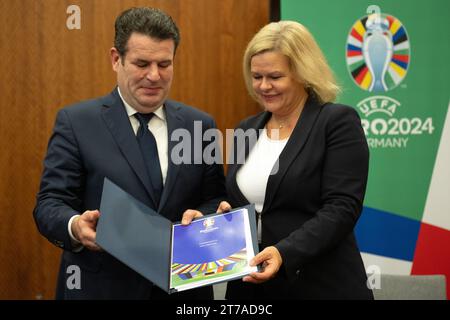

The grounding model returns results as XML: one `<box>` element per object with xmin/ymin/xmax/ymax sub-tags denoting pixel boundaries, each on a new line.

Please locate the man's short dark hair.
<box><xmin>114</xmin><ymin>7</ymin><xmax>180</xmax><ymax>58</ymax></box>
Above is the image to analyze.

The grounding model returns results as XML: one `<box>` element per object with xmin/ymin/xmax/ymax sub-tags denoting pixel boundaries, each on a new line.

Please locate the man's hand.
<box><xmin>243</xmin><ymin>246</ymin><xmax>282</xmax><ymax>284</ymax></box>
<box><xmin>216</xmin><ymin>201</ymin><xmax>231</xmax><ymax>213</ymax></box>
<box><xmin>71</xmin><ymin>210</ymin><xmax>102</xmax><ymax>251</ymax></box>
<box><xmin>181</xmin><ymin>209</ymin><xmax>203</xmax><ymax>225</ymax></box>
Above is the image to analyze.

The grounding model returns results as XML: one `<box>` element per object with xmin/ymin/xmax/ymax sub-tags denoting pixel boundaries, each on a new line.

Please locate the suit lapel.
<box><xmin>228</xmin><ymin>112</ymin><xmax>270</xmax><ymax>207</ymax></box>
<box><xmin>158</xmin><ymin>101</ymin><xmax>184</xmax><ymax>211</ymax></box>
<box><xmin>100</xmin><ymin>89</ymin><xmax>158</xmax><ymax>207</ymax></box>
<box><xmin>262</xmin><ymin>95</ymin><xmax>322</xmax><ymax>213</ymax></box>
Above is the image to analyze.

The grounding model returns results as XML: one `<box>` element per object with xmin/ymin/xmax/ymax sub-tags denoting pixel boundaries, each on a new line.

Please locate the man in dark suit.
<box><xmin>33</xmin><ymin>7</ymin><xmax>225</xmax><ymax>299</ymax></box>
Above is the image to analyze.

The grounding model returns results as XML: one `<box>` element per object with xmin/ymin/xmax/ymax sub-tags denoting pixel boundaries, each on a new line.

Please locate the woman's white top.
<box><xmin>236</xmin><ymin>129</ymin><xmax>289</xmax><ymax>242</ymax></box>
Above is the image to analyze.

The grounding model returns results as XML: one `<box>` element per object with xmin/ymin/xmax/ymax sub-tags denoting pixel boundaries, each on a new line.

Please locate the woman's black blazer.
<box><xmin>226</xmin><ymin>96</ymin><xmax>373</xmax><ymax>299</ymax></box>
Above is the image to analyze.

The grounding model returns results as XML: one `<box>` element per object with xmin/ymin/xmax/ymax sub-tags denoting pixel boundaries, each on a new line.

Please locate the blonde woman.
<box><xmin>218</xmin><ymin>21</ymin><xmax>372</xmax><ymax>299</ymax></box>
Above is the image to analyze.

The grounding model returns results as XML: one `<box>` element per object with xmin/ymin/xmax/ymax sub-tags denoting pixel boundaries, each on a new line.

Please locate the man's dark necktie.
<box><xmin>135</xmin><ymin>113</ymin><xmax>163</xmax><ymax>207</ymax></box>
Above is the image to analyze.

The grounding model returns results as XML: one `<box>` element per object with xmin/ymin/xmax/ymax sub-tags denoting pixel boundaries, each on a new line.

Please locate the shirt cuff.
<box><xmin>68</xmin><ymin>214</ymin><xmax>84</xmax><ymax>252</ymax></box>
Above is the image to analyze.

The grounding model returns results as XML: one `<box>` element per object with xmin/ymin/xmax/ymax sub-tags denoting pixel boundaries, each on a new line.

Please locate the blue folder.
<box><xmin>96</xmin><ymin>178</ymin><xmax>258</xmax><ymax>293</ymax></box>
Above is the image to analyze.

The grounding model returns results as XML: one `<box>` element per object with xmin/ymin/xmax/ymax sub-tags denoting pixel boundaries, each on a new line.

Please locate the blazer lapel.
<box><xmin>157</xmin><ymin>101</ymin><xmax>184</xmax><ymax>211</ymax></box>
<box><xmin>262</xmin><ymin>95</ymin><xmax>322</xmax><ymax>213</ymax></box>
<box><xmin>228</xmin><ymin>112</ymin><xmax>271</xmax><ymax>207</ymax></box>
<box><xmin>100</xmin><ymin>89</ymin><xmax>158</xmax><ymax>207</ymax></box>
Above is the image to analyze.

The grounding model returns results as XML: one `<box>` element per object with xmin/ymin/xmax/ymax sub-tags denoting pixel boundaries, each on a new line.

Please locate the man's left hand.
<box><xmin>181</xmin><ymin>209</ymin><xmax>203</xmax><ymax>225</ymax></box>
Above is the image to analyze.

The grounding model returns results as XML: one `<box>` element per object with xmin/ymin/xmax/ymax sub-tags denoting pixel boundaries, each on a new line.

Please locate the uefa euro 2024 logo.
<box><xmin>346</xmin><ymin>6</ymin><xmax>410</xmax><ymax>92</ymax></box>
<box><xmin>346</xmin><ymin>6</ymin><xmax>434</xmax><ymax>149</ymax></box>
<box><xmin>203</xmin><ymin>218</ymin><xmax>215</xmax><ymax>229</ymax></box>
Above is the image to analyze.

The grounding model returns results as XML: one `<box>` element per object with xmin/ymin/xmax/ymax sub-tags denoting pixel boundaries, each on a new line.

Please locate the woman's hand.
<box><xmin>243</xmin><ymin>246</ymin><xmax>282</xmax><ymax>284</ymax></box>
<box><xmin>216</xmin><ymin>201</ymin><xmax>232</xmax><ymax>213</ymax></box>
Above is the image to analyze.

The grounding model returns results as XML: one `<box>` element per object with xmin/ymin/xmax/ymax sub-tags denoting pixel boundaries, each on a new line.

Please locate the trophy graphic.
<box><xmin>362</xmin><ymin>13</ymin><xmax>393</xmax><ymax>92</ymax></box>
<box><xmin>346</xmin><ymin>5</ymin><xmax>410</xmax><ymax>92</ymax></box>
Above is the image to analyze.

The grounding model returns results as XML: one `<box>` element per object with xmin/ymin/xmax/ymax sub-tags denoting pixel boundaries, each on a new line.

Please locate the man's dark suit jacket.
<box><xmin>34</xmin><ymin>88</ymin><xmax>225</xmax><ymax>299</ymax></box>
<box><xmin>226</xmin><ymin>96</ymin><xmax>373</xmax><ymax>299</ymax></box>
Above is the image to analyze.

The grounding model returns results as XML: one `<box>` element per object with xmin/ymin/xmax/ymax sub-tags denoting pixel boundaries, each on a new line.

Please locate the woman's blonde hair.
<box><xmin>243</xmin><ymin>21</ymin><xmax>340</xmax><ymax>104</ymax></box>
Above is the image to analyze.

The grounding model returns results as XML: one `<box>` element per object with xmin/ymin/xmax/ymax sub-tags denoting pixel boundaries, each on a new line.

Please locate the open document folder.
<box><xmin>96</xmin><ymin>178</ymin><xmax>259</xmax><ymax>294</ymax></box>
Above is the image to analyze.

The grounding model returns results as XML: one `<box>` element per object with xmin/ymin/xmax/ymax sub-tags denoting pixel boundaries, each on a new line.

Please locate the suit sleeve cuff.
<box><xmin>274</xmin><ymin>242</ymin><xmax>301</xmax><ymax>283</ymax></box>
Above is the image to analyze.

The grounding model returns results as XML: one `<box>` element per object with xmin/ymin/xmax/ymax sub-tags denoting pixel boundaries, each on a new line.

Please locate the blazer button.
<box><xmin>53</xmin><ymin>240</ymin><xmax>64</xmax><ymax>248</ymax></box>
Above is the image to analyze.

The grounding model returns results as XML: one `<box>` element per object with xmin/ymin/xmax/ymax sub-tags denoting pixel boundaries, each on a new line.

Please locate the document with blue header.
<box><xmin>170</xmin><ymin>208</ymin><xmax>258</xmax><ymax>292</ymax></box>
<box><xmin>96</xmin><ymin>178</ymin><xmax>258</xmax><ymax>294</ymax></box>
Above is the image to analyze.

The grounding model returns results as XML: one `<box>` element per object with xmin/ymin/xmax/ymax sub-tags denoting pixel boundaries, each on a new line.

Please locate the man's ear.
<box><xmin>110</xmin><ymin>47</ymin><xmax>121</xmax><ymax>71</ymax></box>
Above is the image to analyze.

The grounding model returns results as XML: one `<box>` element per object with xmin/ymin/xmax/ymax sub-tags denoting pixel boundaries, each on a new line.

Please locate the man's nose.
<box><xmin>146</xmin><ymin>64</ymin><xmax>160</xmax><ymax>82</ymax></box>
